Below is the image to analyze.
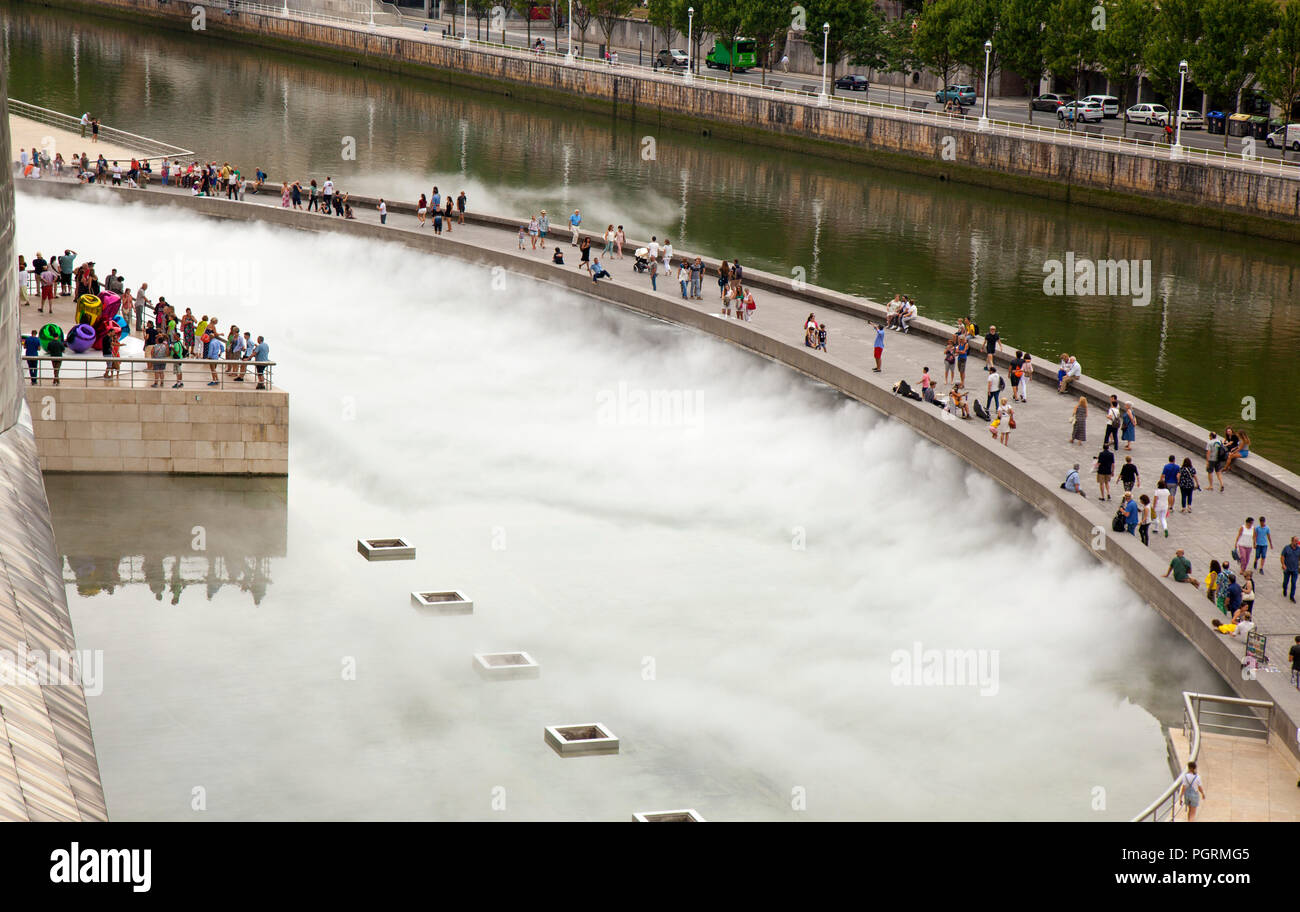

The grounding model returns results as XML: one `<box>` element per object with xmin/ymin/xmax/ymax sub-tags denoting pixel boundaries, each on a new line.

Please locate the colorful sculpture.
<box><xmin>114</xmin><ymin>314</ymin><xmax>130</xmax><ymax>339</ymax></box>
<box><xmin>74</xmin><ymin>294</ymin><xmax>102</xmax><ymax>327</ymax></box>
<box><xmin>67</xmin><ymin>323</ymin><xmax>97</xmax><ymax>353</ymax></box>
<box><xmin>38</xmin><ymin>323</ymin><xmax>65</xmax><ymax>352</ymax></box>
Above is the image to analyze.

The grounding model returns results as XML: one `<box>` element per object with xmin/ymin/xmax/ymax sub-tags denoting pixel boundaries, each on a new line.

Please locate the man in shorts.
<box><xmin>252</xmin><ymin>336</ymin><xmax>270</xmax><ymax>390</ymax></box>
<box><xmin>871</xmin><ymin>322</ymin><xmax>884</xmax><ymax>373</ymax></box>
<box><xmin>57</xmin><ymin>249</ymin><xmax>76</xmax><ymax>296</ymax></box>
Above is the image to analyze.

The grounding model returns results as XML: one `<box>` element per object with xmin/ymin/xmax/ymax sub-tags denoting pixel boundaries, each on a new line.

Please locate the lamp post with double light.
<box><xmin>817</xmin><ymin>22</ymin><xmax>830</xmax><ymax>106</ymax></box>
<box><xmin>1171</xmin><ymin>59</ymin><xmax>1188</xmax><ymax>159</ymax></box>
<box><xmin>978</xmin><ymin>39</ymin><xmax>992</xmax><ymax>130</ymax></box>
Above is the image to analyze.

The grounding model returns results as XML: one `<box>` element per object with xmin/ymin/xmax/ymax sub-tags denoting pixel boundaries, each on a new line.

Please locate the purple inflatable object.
<box><xmin>68</xmin><ymin>323</ymin><xmax>97</xmax><ymax>353</ymax></box>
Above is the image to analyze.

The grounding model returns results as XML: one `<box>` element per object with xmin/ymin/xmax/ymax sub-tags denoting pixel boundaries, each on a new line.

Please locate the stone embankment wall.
<box><xmin>42</xmin><ymin>0</ymin><xmax>1300</xmax><ymax>243</ymax></box>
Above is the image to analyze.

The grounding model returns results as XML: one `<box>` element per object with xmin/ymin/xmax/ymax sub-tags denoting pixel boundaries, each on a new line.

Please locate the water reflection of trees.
<box><xmin>47</xmin><ymin>475</ymin><xmax>286</xmax><ymax>606</ymax></box>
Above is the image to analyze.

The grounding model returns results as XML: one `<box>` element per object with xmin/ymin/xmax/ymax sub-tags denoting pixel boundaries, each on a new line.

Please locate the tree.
<box><xmin>1194</xmin><ymin>0</ymin><xmax>1277</xmax><ymax>148</ymax></box>
<box><xmin>1258</xmin><ymin>0</ymin><xmax>1300</xmax><ymax>157</ymax></box>
<box><xmin>997</xmin><ymin>0</ymin><xmax>1050</xmax><ymax>122</ymax></box>
<box><xmin>670</xmin><ymin>0</ymin><xmax>706</xmax><ymax>74</ymax></box>
<box><xmin>742</xmin><ymin>0</ymin><xmax>790</xmax><ymax>85</ymax></box>
<box><xmin>511</xmin><ymin>0</ymin><xmax>539</xmax><ymax>48</ymax></box>
<box><xmin>551</xmin><ymin>1</ymin><xmax>565</xmax><ymax>53</ymax></box>
<box><xmin>879</xmin><ymin>14</ymin><xmax>921</xmax><ymax>104</ymax></box>
<box><xmin>804</xmin><ymin>0</ymin><xmax>874</xmax><ymax>83</ymax></box>
<box><xmin>1043</xmin><ymin>0</ymin><xmax>1099</xmax><ymax>128</ymax></box>
<box><xmin>470</xmin><ymin>0</ymin><xmax>492</xmax><ymax>41</ymax></box>
<box><xmin>913</xmin><ymin>0</ymin><xmax>966</xmax><ymax>92</ymax></box>
<box><xmin>1143</xmin><ymin>0</ymin><xmax>1202</xmax><ymax>101</ymax></box>
<box><xmin>593</xmin><ymin>0</ymin><xmax>636</xmax><ymax>58</ymax></box>
<box><xmin>573</xmin><ymin>1</ymin><xmax>595</xmax><ymax>56</ymax></box>
<box><xmin>647</xmin><ymin>0</ymin><xmax>677</xmax><ymax>60</ymax></box>
<box><xmin>703</xmin><ymin>1</ymin><xmax>745</xmax><ymax>76</ymax></box>
<box><xmin>952</xmin><ymin>0</ymin><xmax>999</xmax><ymax>92</ymax></box>
<box><xmin>1095</xmin><ymin>0</ymin><xmax>1151</xmax><ymax>137</ymax></box>
<box><xmin>844</xmin><ymin>3</ymin><xmax>891</xmax><ymax>79</ymax></box>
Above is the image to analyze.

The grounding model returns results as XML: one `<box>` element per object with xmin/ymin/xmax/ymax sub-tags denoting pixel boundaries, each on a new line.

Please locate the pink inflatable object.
<box><xmin>98</xmin><ymin>290</ymin><xmax>121</xmax><ymax>311</ymax></box>
<box><xmin>94</xmin><ymin>295</ymin><xmax>123</xmax><ymax>346</ymax></box>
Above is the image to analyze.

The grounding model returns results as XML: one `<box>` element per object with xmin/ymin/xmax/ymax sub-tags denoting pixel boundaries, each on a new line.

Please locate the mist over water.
<box><xmin>20</xmin><ymin>191</ymin><xmax>1225</xmax><ymax>820</ymax></box>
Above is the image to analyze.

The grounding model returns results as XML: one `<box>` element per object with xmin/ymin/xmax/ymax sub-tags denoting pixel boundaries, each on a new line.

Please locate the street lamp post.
<box><xmin>685</xmin><ymin>7</ymin><xmax>694</xmax><ymax>83</ymax></box>
<box><xmin>817</xmin><ymin>22</ymin><xmax>829</xmax><ymax>106</ymax></box>
<box><xmin>566</xmin><ymin>0</ymin><xmax>574</xmax><ymax>62</ymax></box>
<box><xmin>978</xmin><ymin>39</ymin><xmax>992</xmax><ymax>131</ymax></box>
<box><xmin>460</xmin><ymin>0</ymin><xmax>469</xmax><ymax>47</ymax></box>
<box><xmin>1172</xmin><ymin>59</ymin><xmax>1188</xmax><ymax>159</ymax></box>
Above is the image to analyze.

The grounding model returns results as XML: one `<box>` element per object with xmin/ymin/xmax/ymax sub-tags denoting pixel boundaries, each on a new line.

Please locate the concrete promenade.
<box><xmin>20</xmin><ymin>175</ymin><xmax>1300</xmax><ymax>816</ymax></box>
<box><xmin>8</xmin><ymin>113</ymin><xmax>153</xmax><ymax>170</ymax></box>
<box><xmin>1170</xmin><ymin>730</ymin><xmax>1300</xmax><ymax>822</ymax></box>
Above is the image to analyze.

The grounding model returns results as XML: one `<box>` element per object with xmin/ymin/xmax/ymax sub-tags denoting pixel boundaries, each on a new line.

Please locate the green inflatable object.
<box><xmin>39</xmin><ymin>323</ymin><xmax>65</xmax><ymax>352</ymax></box>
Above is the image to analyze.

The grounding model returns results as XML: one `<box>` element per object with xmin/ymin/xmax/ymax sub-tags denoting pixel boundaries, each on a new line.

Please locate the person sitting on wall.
<box><xmin>591</xmin><ymin>258</ymin><xmax>611</xmax><ymax>283</ymax></box>
<box><xmin>552</xmin><ymin>247</ymin><xmax>565</xmax><ymax>265</ymax></box>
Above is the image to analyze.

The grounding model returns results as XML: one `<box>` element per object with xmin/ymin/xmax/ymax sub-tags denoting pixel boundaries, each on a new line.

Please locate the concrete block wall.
<box><xmin>23</xmin><ymin>385</ymin><xmax>289</xmax><ymax>475</ymax></box>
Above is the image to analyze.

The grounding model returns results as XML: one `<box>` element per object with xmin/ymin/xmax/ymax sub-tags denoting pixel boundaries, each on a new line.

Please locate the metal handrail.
<box><xmin>7</xmin><ymin>99</ymin><xmax>193</xmax><ymax>161</ymax></box>
<box><xmin>1132</xmin><ymin>691</ymin><xmax>1274</xmax><ymax>822</ymax></box>
<box><xmin>21</xmin><ymin>354</ymin><xmax>276</xmax><ymax>390</ymax></box>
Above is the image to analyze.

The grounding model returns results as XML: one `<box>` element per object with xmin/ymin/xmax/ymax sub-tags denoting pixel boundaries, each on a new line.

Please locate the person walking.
<box><xmin>1120</xmin><ymin>401</ymin><xmax>1138</xmax><ymax>450</ymax></box>
<box><xmin>956</xmin><ymin>334</ymin><xmax>969</xmax><ymax>385</ymax></box>
<box><xmin>1094</xmin><ymin>444</ymin><xmax>1115</xmax><ymax>501</ymax></box>
<box><xmin>1070</xmin><ymin>396</ymin><xmax>1087</xmax><ymax>445</ymax></box>
<box><xmin>1020</xmin><ymin>354</ymin><xmax>1033</xmax><ymax>402</ymax></box>
<box><xmin>457</xmin><ymin>190</ymin><xmax>467</xmax><ymax>224</ymax></box>
<box><xmin>1233</xmin><ymin>518</ymin><xmax>1257</xmax><ymax>574</ymax></box>
<box><xmin>538</xmin><ymin>211</ymin><xmax>549</xmax><ymax>247</ymax></box>
<box><xmin>614</xmin><ymin>225</ymin><xmax>626</xmax><ymax>259</ymax></box>
<box><xmin>1253</xmin><ymin>516</ymin><xmax>1273</xmax><ymax>572</ymax></box>
<box><xmin>528</xmin><ymin>214</ymin><xmax>539</xmax><ymax>249</ymax></box>
<box><xmin>985</xmin><ymin>366</ymin><xmax>1002</xmax><ymax>413</ymax></box>
<box><xmin>377</xmin><ymin>198</ymin><xmax>387</xmax><ymax>225</ymax></box>
<box><xmin>1177</xmin><ymin>457</ymin><xmax>1201</xmax><ymax>512</ymax></box>
<box><xmin>690</xmin><ymin>257</ymin><xmax>704</xmax><ymax>299</ymax></box>
<box><xmin>1118</xmin><ymin>456</ymin><xmax>1139</xmax><ymax>493</ymax></box>
<box><xmin>996</xmin><ymin>401</ymin><xmax>1014</xmax><ymax>446</ymax></box>
<box><xmin>569</xmin><ymin>209</ymin><xmax>582</xmax><ymax>245</ymax></box>
<box><xmin>1280</xmin><ymin>537</ymin><xmax>1300</xmax><ymax>603</ymax></box>
<box><xmin>604</xmin><ymin>225</ymin><xmax>615</xmax><ymax>259</ymax></box>
<box><xmin>1205</xmin><ymin>432</ymin><xmax>1226</xmax><ymax>491</ymax></box>
<box><xmin>1103</xmin><ymin>395</ymin><xmax>1121</xmax><ymax>451</ymax></box>
<box><xmin>1177</xmin><ymin>762</ymin><xmax>1206</xmax><ymax>821</ymax></box>
<box><xmin>1159</xmin><ymin>455</ymin><xmax>1180</xmax><ymax>513</ymax></box>
<box><xmin>1152</xmin><ymin>480</ymin><xmax>1170</xmax><ymax>538</ymax></box>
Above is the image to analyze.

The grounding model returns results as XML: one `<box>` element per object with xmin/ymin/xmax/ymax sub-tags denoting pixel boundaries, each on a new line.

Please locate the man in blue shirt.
<box><xmin>1160</xmin><ymin>455</ymin><xmax>1180</xmax><ymax>490</ymax></box>
<box><xmin>1281</xmin><ymin>536</ymin><xmax>1300</xmax><ymax>603</ymax></box>
<box><xmin>1122</xmin><ymin>492</ymin><xmax>1140</xmax><ymax>534</ymax></box>
<box><xmin>569</xmin><ymin>209</ymin><xmax>582</xmax><ymax>246</ymax></box>
<box><xmin>1062</xmin><ymin>463</ymin><xmax>1086</xmax><ymax>497</ymax></box>
<box><xmin>1223</xmin><ymin>574</ymin><xmax>1243</xmax><ymax>616</ymax></box>
<box><xmin>872</xmin><ymin>322</ymin><xmax>884</xmax><ymax>373</ymax></box>
<box><xmin>23</xmin><ymin>331</ymin><xmax>41</xmax><ymax>385</ymax></box>
<box><xmin>1253</xmin><ymin>516</ymin><xmax>1273</xmax><ymax>572</ymax></box>
<box><xmin>205</xmin><ymin>333</ymin><xmax>225</xmax><ymax>386</ymax></box>
<box><xmin>252</xmin><ymin>336</ymin><xmax>270</xmax><ymax>390</ymax></box>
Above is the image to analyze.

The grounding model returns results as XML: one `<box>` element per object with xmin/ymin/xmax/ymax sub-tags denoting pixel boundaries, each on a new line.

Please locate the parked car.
<box><xmin>1082</xmin><ymin>94</ymin><xmax>1120</xmax><ymax>118</ymax></box>
<box><xmin>1058</xmin><ymin>100</ymin><xmax>1104</xmax><ymax>124</ymax></box>
<box><xmin>653</xmin><ymin>48</ymin><xmax>689</xmax><ymax>70</ymax></box>
<box><xmin>1159</xmin><ymin>109</ymin><xmax>1204</xmax><ymax>130</ymax></box>
<box><xmin>1031</xmin><ymin>93</ymin><xmax>1073</xmax><ymax>111</ymax></box>
<box><xmin>834</xmin><ymin>74</ymin><xmax>870</xmax><ymax>92</ymax></box>
<box><xmin>1266</xmin><ymin>123</ymin><xmax>1300</xmax><ymax>151</ymax></box>
<box><xmin>935</xmin><ymin>85</ymin><xmax>976</xmax><ymax>106</ymax></box>
<box><xmin>1125</xmin><ymin>103</ymin><xmax>1169</xmax><ymax>125</ymax></box>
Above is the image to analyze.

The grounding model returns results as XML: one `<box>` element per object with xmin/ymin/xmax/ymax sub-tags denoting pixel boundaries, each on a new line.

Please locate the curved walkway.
<box><xmin>18</xmin><ymin>175</ymin><xmax>1300</xmax><ymax>763</ymax></box>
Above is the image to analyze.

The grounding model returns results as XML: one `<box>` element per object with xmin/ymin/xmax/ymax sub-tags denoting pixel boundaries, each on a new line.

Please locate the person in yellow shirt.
<box><xmin>1204</xmin><ymin>559</ymin><xmax>1221</xmax><ymax>602</ymax></box>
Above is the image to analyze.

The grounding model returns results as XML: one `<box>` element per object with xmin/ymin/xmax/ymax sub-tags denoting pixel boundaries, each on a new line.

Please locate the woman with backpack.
<box><xmin>1177</xmin><ymin>457</ymin><xmax>1201</xmax><ymax>513</ymax></box>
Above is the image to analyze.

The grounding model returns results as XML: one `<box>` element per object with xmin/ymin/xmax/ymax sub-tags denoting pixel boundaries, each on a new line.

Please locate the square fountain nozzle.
<box><xmin>632</xmin><ymin>809</ymin><xmax>706</xmax><ymax>823</ymax></box>
<box><xmin>357</xmin><ymin>538</ymin><xmax>415</xmax><ymax>560</ymax></box>
<box><xmin>411</xmin><ymin>590</ymin><xmax>473</xmax><ymax>612</ymax></box>
<box><xmin>473</xmin><ymin>651</ymin><xmax>540</xmax><ymax>679</ymax></box>
<box><xmin>545</xmin><ymin>723</ymin><xmax>619</xmax><ymax>756</ymax></box>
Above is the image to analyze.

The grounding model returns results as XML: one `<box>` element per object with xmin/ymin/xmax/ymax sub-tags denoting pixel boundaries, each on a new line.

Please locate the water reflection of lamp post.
<box><xmin>368</xmin><ymin>0</ymin><xmax>375</xmax><ymax>28</ymax></box>
<box><xmin>817</xmin><ymin>22</ymin><xmax>829</xmax><ymax>106</ymax></box>
<box><xmin>566</xmin><ymin>0</ymin><xmax>574</xmax><ymax>62</ymax></box>
<box><xmin>685</xmin><ymin>7</ymin><xmax>694</xmax><ymax>84</ymax></box>
<box><xmin>978</xmin><ymin>39</ymin><xmax>992</xmax><ymax>131</ymax></box>
<box><xmin>1172</xmin><ymin>59</ymin><xmax>1188</xmax><ymax>159</ymax></box>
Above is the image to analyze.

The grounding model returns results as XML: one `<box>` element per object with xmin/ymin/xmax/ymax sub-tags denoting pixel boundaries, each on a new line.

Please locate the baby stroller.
<box><xmin>632</xmin><ymin>247</ymin><xmax>650</xmax><ymax>273</ymax></box>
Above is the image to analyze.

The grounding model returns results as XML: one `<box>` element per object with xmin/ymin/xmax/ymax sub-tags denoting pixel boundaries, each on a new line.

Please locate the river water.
<box><xmin>2</xmin><ymin>1</ymin><xmax>1298</xmax><ymax>468</ymax></box>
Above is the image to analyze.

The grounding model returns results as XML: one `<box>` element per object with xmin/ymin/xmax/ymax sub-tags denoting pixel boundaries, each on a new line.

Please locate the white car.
<box><xmin>1058</xmin><ymin>100</ymin><xmax>1104</xmax><ymax>124</ymax></box>
<box><xmin>1159</xmin><ymin>109</ymin><xmax>1204</xmax><ymax>130</ymax></box>
<box><xmin>1125</xmin><ymin>103</ymin><xmax>1169</xmax><ymax>125</ymax></box>
<box><xmin>1083</xmin><ymin>94</ymin><xmax>1120</xmax><ymax>118</ymax></box>
<box><xmin>1266</xmin><ymin>124</ymin><xmax>1300</xmax><ymax>151</ymax></box>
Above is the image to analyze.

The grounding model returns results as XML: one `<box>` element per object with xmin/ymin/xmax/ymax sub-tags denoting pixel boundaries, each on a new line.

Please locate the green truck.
<box><xmin>704</xmin><ymin>38</ymin><xmax>758</xmax><ymax>72</ymax></box>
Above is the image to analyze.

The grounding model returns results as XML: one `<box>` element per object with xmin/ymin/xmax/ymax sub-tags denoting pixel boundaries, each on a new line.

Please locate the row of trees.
<box><xmin>632</xmin><ymin>0</ymin><xmax>1300</xmax><ymax>144</ymax></box>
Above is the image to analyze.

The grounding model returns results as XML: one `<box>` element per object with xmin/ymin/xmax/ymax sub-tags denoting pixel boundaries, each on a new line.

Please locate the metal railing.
<box><xmin>21</xmin><ymin>355</ymin><xmax>276</xmax><ymax>390</ymax></box>
<box><xmin>7</xmin><ymin>99</ymin><xmax>193</xmax><ymax>162</ymax></box>
<box><xmin>1132</xmin><ymin>691</ymin><xmax>1274</xmax><ymax>822</ymax></box>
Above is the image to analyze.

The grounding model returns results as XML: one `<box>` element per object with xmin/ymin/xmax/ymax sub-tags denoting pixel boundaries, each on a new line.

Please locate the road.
<box><xmin>403</xmin><ymin>10</ymin><xmax>1293</xmax><ymax>164</ymax></box>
